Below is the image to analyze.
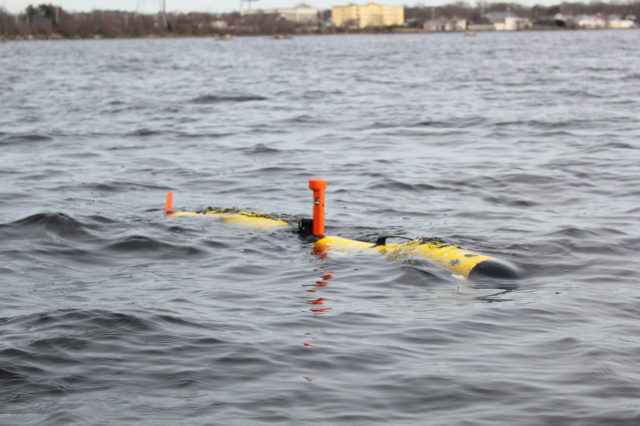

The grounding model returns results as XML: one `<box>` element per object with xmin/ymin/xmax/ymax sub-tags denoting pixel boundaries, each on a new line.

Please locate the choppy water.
<box><xmin>1</xmin><ymin>30</ymin><xmax>640</xmax><ymax>424</ymax></box>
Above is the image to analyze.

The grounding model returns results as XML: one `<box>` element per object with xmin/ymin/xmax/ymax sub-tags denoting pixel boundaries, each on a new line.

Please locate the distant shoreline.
<box><xmin>2</xmin><ymin>2</ymin><xmax>638</xmax><ymax>42</ymax></box>
<box><xmin>2</xmin><ymin>26</ymin><xmax>638</xmax><ymax>43</ymax></box>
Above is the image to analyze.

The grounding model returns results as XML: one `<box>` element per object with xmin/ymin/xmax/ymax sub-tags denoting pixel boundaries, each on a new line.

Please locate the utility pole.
<box><xmin>161</xmin><ymin>0</ymin><xmax>170</xmax><ymax>29</ymax></box>
<box><xmin>240</xmin><ymin>0</ymin><xmax>259</xmax><ymax>16</ymax></box>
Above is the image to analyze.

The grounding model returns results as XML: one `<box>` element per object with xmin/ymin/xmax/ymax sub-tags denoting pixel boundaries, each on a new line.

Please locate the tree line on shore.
<box><xmin>1</xmin><ymin>1</ymin><xmax>638</xmax><ymax>39</ymax></box>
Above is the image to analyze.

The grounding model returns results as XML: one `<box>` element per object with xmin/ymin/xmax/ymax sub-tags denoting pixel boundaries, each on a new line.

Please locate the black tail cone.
<box><xmin>468</xmin><ymin>260</ymin><xmax>521</xmax><ymax>280</ymax></box>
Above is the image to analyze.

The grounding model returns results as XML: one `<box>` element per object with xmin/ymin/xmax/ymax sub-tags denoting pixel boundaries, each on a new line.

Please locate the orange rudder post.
<box><xmin>165</xmin><ymin>191</ymin><xmax>173</xmax><ymax>214</ymax></box>
<box><xmin>308</xmin><ymin>179</ymin><xmax>327</xmax><ymax>237</ymax></box>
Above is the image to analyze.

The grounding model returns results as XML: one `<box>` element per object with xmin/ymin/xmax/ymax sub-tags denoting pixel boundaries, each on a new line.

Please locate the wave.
<box><xmin>190</xmin><ymin>94</ymin><xmax>268</xmax><ymax>104</ymax></box>
<box><xmin>410</xmin><ymin>116</ymin><xmax>488</xmax><ymax>129</ymax></box>
<box><xmin>127</xmin><ymin>128</ymin><xmax>162</xmax><ymax>137</ymax></box>
<box><xmin>0</xmin><ymin>307</ymin><xmax>230</xmax><ymax>408</ymax></box>
<box><xmin>105</xmin><ymin>235</ymin><xmax>208</xmax><ymax>258</ymax></box>
<box><xmin>125</xmin><ymin>128</ymin><xmax>235</xmax><ymax>139</ymax></box>
<box><xmin>279</xmin><ymin>114</ymin><xmax>328</xmax><ymax>125</ymax></box>
<box><xmin>0</xmin><ymin>309</ymin><xmax>158</xmax><ymax>404</ymax></box>
<box><xmin>491</xmin><ymin>118</ymin><xmax>597</xmax><ymax>130</ymax></box>
<box><xmin>243</xmin><ymin>143</ymin><xmax>280</xmax><ymax>155</ymax></box>
<box><xmin>483</xmin><ymin>195</ymin><xmax>536</xmax><ymax>207</ymax></box>
<box><xmin>51</xmin><ymin>181</ymin><xmax>167</xmax><ymax>193</ymax></box>
<box><xmin>8</xmin><ymin>212</ymin><xmax>93</xmax><ymax>240</ymax></box>
<box><xmin>174</xmin><ymin>131</ymin><xmax>234</xmax><ymax>139</ymax></box>
<box><xmin>365</xmin><ymin>178</ymin><xmax>439</xmax><ymax>192</ymax></box>
<box><xmin>1</xmin><ymin>212</ymin><xmax>210</xmax><ymax>265</ymax></box>
<box><xmin>0</xmin><ymin>133</ymin><xmax>53</xmax><ymax>145</ymax></box>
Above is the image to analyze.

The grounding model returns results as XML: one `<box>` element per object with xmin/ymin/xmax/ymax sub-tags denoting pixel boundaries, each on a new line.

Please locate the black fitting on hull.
<box><xmin>298</xmin><ymin>218</ymin><xmax>313</xmax><ymax>237</ymax></box>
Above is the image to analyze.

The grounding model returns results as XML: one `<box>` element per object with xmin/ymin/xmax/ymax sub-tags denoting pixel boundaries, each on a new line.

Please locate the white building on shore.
<box><xmin>484</xmin><ymin>11</ymin><xmax>532</xmax><ymax>31</ymax></box>
<box><xmin>575</xmin><ymin>14</ymin><xmax>606</xmax><ymax>29</ymax></box>
<box><xmin>243</xmin><ymin>4</ymin><xmax>319</xmax><ymax>24</ymax></box>
<box><xmin>423</xmin><ymin>17</ymin><xmax>466</xmax><ymax>32</ymax></box>
<box><xmin>606</xmin><ymin>15</ymin><xmax>636</xmax><ymax>29</ymax></box>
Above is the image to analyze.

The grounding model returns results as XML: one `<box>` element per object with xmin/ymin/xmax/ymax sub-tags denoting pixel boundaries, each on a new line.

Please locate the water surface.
<box><xmin>1</xmin><ymin>30</ymin><xmax>640</xmax><ymax>424</ymax></box>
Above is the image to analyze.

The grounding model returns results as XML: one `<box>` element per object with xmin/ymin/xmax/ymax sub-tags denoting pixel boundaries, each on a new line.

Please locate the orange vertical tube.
<box><xmin>308</xmin><ymin>179</ymin><xmax>326</xmax><ymax>237</ymax></box>
<box><xmin>165</xmin><ymin>191</ymin><xmax>173</xmax><ymax>214</ymax></box>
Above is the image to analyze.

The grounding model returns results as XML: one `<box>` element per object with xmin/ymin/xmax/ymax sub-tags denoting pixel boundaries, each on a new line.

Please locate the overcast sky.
<box><xmin>3</xmin><ymin>0</ymin><xmax>559</xmax><ymax>14</ymax></box>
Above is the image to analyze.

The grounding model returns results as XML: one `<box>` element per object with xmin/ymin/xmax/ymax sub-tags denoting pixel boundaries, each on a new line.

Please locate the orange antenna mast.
<box><xmin>308</xmin><ymin>179</ymin><xmax>326</xmax><ymax>237</ymax></box>
<box><xmin>165</xmin><ymin>191</ymin><xmax>173</xmax><ymax>214</ymax></box>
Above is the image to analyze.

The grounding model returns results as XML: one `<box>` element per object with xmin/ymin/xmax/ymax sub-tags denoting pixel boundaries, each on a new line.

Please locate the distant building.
<box><xmin>555</xmin><ymin>13</ymin><xmax>635</xmax><ymax>29</ymax></box>
<box><xmin>423</xmin><ymin>17</ymin><xmax>466</xmax><ymax>32</ymax></box>
<box><xmin>279</xmin><ymin>4</ymin><xmax>319</xmax><ymax>24</ymax></box>
<box><xmin>210</xmin><ymin>20</ymin><xmax>228</xmax><ymax>30</ymax></box>
<box><xmin>575</xmin><ymin>14</ymin><xmax>606</xmax><ymax>29</ymax></box>
<box><xmin>244</xmin><ymin>4</ymin><xmax>319</xmax><ymax>24</ymax></box>
<box><xmin>424</xmin><ymin>17</ymin><xmax>450</xmax><ymax>32</ymax></box>
<box><xmin>331</xmin><ymin>3</ymin><xmax>404</xmax><ymax>29</ymax></box>
<box><xmin>466</xmin><ymin>22</ymin><xmax>495</xmax><ymax>32</ymax></box>
<box><xmin>606</xmin><ymin>15</ymin><xmax>635</xmax><ymax>29</ymax></box>
<box><xmin>451</xmin><ymin>17</ymin><xmax>467</xmax><ymax>31</ymax></box>
<box><xmin>484</xmin><ymin>11</ymin><xmax>531</xmax><ymax>31</ymax></box>
<box><xmin>553</xmin><ymin>13</ymin><xmax>569</xmax><ymax>27</ymax></box>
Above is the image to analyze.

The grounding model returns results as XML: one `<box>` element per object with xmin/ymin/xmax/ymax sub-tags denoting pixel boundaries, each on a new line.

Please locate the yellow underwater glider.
<box><xmin>165</xmin><ymin>180</ymin><xmax>519</xmax><ymax>280</ymax></box>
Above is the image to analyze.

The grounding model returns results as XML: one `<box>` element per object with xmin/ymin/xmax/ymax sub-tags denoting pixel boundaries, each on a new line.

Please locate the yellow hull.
<box><xmin>168</xmin><ymin>207</ymin><xmax>289</xmax><ymax>231</ymax></box>
<box><xmin>168</xmin><ymin>207</ymin><xmax>518</xmax><ymax>280</ymax></box>
<box><xmin>314</xmin><ymin>236</ymin><xmax>518</xmax><ymax>279</ymax></box>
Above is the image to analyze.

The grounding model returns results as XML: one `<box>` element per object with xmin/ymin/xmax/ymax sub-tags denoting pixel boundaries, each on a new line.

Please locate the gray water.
<box><xmin>1</xmin><ymin>30</ymin><xmax>640</xmax><ymax>424</ymax></box>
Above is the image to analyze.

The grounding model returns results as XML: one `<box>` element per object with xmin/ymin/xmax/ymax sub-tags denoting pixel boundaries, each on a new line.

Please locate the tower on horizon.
<box><xmin>240</xmin><ymin>0</ymin><xmax>259</xmax><ymax>16</ymax></box>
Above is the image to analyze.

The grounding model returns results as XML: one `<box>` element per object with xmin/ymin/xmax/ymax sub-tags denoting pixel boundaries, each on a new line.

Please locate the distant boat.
<box><xmin>465</xmin><ymin>31</ymin><xmax>477</xmax><ymax>36</ymax></box>
<box><xmin>218</xmin><ymin>34</ymin><xmax>236</xmax><ymax>40</ymax></box>
<box><xmin>273</xmin><ymin>34</ymin><xmax>291</xmax><ymax>39</ymax></box>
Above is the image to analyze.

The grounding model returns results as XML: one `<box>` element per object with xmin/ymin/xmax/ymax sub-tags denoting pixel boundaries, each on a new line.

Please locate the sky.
<box><xmin>2</xmin><ymin>0</ymin><xmax>557</xmax><ymax>15</ymax></box>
